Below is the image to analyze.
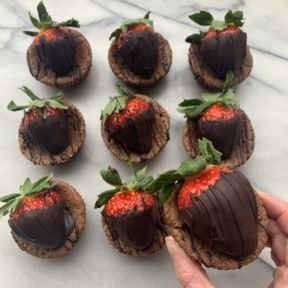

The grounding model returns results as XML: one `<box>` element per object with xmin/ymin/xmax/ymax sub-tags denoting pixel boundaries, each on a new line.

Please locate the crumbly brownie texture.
<box><xmin>108</xmin><ymin>34</ymin><xmax>172</xmax><ymax>87</ymax></box>
<box><xmin>183</xmin><ymin>110</ymin><xmax>255</xmax><ymax>168</ymax></box>
<box><xmin>11</xmin><ymin>180</ymin><xmax>86</xmax><ymax>259</ymax></box>
<box><xmin>162</xmin><ymin>183</ymin><xmax>268</xmax><ymax>270</ymax></box>
<box><xmin>101</xmin><ymin>95</ymin><xmax>170</xmax><ymax>163</ymax></box>
<box><xmin>19</xmin><ymin>102</ymin><xmax>86</xmax><ymax>166</ymax></box>
<box><xmin>188</xmin><ymin>43</ymin><xmax>253</xmax><ymax>90</ymax></box>
<box><xmin>101</xmin><ymin>202</ymin><xmax>165</xmax><ymax>256</ymax></box>
<box><xmin>27</xmin><ymin>29</ymin><xmax>92</xmax><ymax>88</ymax></box>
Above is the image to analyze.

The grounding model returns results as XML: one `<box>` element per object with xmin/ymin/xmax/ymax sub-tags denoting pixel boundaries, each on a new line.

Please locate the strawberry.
<box><xmin>199</xmin><ymin>103</ymin><xmax>238</xmax><ymax>121</ymax></box>
<box><xmin>186</xmin><ymin>10</ymin><xmax>247</xmax><ymax>79</ymax></box>
<box><xmin>152</xmin><ymin>139</ymin><xmax>258</xmax><ymax>258</ymax></box>
<box><xmin>96</xmin><ymin>165</ymin><xmax>160</xmax><ymax>251</ymax></box>
<box><xmin>0</xmin><ymin>174</ymin><xmax>74</xmax><ymax>250</ymax></box>
<box><xmin>24</xmin><ymin>2</ymin><xmax>80</xmax><ymax>76</ymax></box>
<box><xmin>110</xmin><ymin>12</ymin><xmax>159</xmax><ymax>78</ymax></box>
<box><xmin>102</xmin><ymin>85</ymin><xmax>155</xmax><ymax>154</ymax></box>
<box><xmin>8</xmin><ymin>86</ymin><xmax>69</xmax><ymax>155</ymax></box>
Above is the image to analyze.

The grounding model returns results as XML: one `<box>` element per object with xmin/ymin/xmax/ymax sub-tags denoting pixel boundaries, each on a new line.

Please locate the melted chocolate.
<box><xmin>180</xmin><ymin>170</ymin><xmax>258</xmax><ymax>258</ymax></box>
<box><xmin>197</xmin><ymin>113</ymin><xmax>242</xmax><ymax>159</ymax></box>
<box><xmin>25</xmin><ymin>113</ymin><xmax>70</xmax><ymax>155</ymax></box>
<box><xmin>36</xmin><ymin>33</ymin><xmax>76</xmax><ymax>76</ymax></box>
<box><xmin>118</xmin><ymin>30</ymin><xmax>159</xmax><ymax>78</ymax></box>
<box><xmin>107</xmin><ymin>105</ymin><xmax>155</xmax><ymax>154</ymax></box>
<box><xmin>9</xmin><ymin>204</ymin><xmax>75</xmax><ymax>250</ymax></box>
<box><xmin>103</xmin><ymin>204</ymin><xmax>160</xmax><ymax>250</ymax></box>
<box><xmin>200</xmin><ymin>31</ymin><xmax>247</xmax><ymax>79</ymax></box>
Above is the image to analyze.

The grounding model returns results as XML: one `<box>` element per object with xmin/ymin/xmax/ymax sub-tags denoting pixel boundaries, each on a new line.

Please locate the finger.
<box><xmin>268</xmin><ymin>220</ymin><xmax>285</xmax><ymax>238</ymax></box>
<box><xmin>271</xmin><ymin>250</ymin><xmax>281</xmax><ymax>266</ymax></box>
<box><xmin>259</xmin><ymin>192</ymin><xmax>288</xmax><ymax>234</ymax></box>
<box><xmin>285</xmin><ymin>239</ymin><xmax>288</xmax><ymax>266</ymax></box>
<box><xmin>273</xmin><ymin>266</ymin><xmax>288</xmax><ymax>288</ymax></box>
<box><xmin>165</xmin><ymin>236</ymin><xmax>214</xmax><ymax>288</ymax></box>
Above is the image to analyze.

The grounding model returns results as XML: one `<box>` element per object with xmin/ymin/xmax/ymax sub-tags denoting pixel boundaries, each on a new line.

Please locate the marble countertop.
<box><xmin>1</xmin><ymin>0</ymin><xmax>287</xmax><ymax>287</ymax></box>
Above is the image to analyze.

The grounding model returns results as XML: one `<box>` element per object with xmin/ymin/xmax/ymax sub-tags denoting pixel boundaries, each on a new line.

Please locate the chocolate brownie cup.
<box><xmin>101</xmin><ymin>85</ymin><xmax>170</xmax><ymax>163</ymax></box>
<box><xmin>95</xmin><ymin>165</ymin><xmax>165</xmax><ymax>256</ymax></box>
<box><xmin>8</xmin><ymin>86</ymin><xmax>86</xmax><ymax>166</ymax></box>
<box><xmin>24</xmin><ymin>1</ymin><xmax>92</xmax><ymax>88</ymax></box>
<box><xmin>108</xmin><ymin>12</ymin><xmax>172</xmax><ymax>87</ymax></box>
<box><xmin>178</xmin><ymin>72</ymin><xmax>254</xmax><ymax>168</ymax></box>
<box><xmin>186</xmin><ymin>10</ymin><xmax>252</xmax><ymax>89</ymax></box>
<box><xmin>0</xmin><ymin>174</ymin><xmax>86</xmax><ymax>259</ymax></box>
<box><xmin>150</xmin><ymin>139</ymin><xmax>268</xmax><ymax>269</ymax></box>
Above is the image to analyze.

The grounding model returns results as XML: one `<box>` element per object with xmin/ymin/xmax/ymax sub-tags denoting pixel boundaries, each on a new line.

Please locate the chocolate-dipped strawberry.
<box><xmin>101</xmin><ymin>85</ymin><xmax>170</xmax><ymax>163</ymax></box>
<box><xmin>108</xmin><ymin>12</ymin><xmax>172</xmax><ymax>87</ymax></box>
<box><xmin>8</xmin><ymin>87</ymin><xmax>86</xmax><ymax>165</ymax></box>
<box><xmin>95</xmin><ymin>164</ymin><xmax>164</xmax><ymax>255</ymax></box>
<box><xmin>151</xmin><ymin>138</ymin><xmax>268</xmax><ymax>269</ymax></box>
<box><xmin>0</xmin><ymin>174</ymin><xmax>86</xmax><ymax>258</ymax></box>
<box><xmin>24</xmin><ymin>1</ymin><xmax>92</xmax><ymax>88</ymax></box>
<box><xmin>186</xmin><ymin>10</ymin><xmax>252</xmax><ymax>89</ymax></box>
<box><xmin>178</xmin><ymin>72</ymin><xmax>254</xmax><ymax>167</ymax></box>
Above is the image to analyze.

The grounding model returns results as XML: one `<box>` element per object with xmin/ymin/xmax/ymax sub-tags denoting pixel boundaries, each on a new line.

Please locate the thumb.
<box><xmin>165</xmin><ymin>236</ymin><xmax>214</xmax><ymax>288</ymax></box>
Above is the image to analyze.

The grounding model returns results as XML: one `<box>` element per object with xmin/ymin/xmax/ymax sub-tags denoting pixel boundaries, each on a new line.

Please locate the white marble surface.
<box><xmin>1</xmin><ymin>0</ymin><xmax>287</xmax><ymax>287</ymax></box>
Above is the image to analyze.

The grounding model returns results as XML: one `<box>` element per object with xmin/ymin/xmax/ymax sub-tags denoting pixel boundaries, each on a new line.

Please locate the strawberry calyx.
<box><xmin>109</xmin><ymin>11</ymin><xmax>154</xmax><ymax>44</ymax></box>
<box><xmin>7</xmin><ymin>86</ymin><xmax>68</xmax><ymax>120</ymax></box>
<box><xmin>105</xmin><ymin>190</ymin><xmax>155</xmax><ymax>217</ymax></box>
<box><xmin>177</xmin><ymin>71</ymin><xmax>240</xmax><ymax>119</ymax></box>
<box><xmin>186</xmin><ymin>10</ymin><xmax>244</xmax><ymax>43</ymax></box>
<box><xmin>178</xmin><ymin>165</ymin><xmax>231</xmax><ymax>210</ymax></box>
<box><xmin>0</xmin><ymin>174</ymin><xmax>56</xmax><ymax>219</ymax></box>
<box><xmin>107</xmin><ymin>98</ymin><xmax>149</xmax><ymax>128</ymax></box>
<box><xmin>23</xmin><ymin>1</ymin><xmax>79</xmax><ymax>37</ymax></box>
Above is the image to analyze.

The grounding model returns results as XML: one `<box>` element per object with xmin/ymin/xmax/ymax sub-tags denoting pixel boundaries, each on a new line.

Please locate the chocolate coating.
<box><xmin>103</xmin><ymin>204</ymin><xmax>160</xmax><ymax>250</ymax></box>
<box><xmin>197</xmin><ymin>113</ymin><xmax>242</xmax><ymax>159</ymax></box>
<box><xmin>107</xmin><ymin>105</ymin><xmax>155</xmax><ymax>154</ymax></box>
<box><xmin>25</xmin><ymin>113</ymin><xmax>70</xmax><ymax>155</ymax></box>
<box><xmin>118</xmin><ymin>29</ymin><xmax>159</xmax><ymax>78</ymax></box>
<box><xmin>9</xmin><ymin>204</ymin><xmax>75</xmax><ymax>250</ymax></box>
<box><xmin>180</xmin><ymin>170</ymin><xmax>258</xmax><ymax>258</ymax></box>
<box><xmin>36</xmin><ymin>33</ymin><xmax>76</xmax><ymax>76</ymax></box>
<box><xmin>200</xmin><ymin>31</ymin><xmax>247</xmax><ymax>79</ymax></box>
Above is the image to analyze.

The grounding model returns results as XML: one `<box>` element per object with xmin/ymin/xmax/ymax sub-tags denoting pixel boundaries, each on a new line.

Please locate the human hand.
<box><xmin>260</xmin><ymin>192</ymin><xmax>288</xmax><ymax>288</ymax></box>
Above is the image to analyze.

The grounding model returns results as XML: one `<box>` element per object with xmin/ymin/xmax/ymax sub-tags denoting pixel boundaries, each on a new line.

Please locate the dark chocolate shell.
<box><xmin>180</xmin><ymin>170</ymin><xmax>258</xmax><ymax>258</ymax></box>
<box><xmin>188</xmin><ymin>44</ymin><xmax>253</xmax><ymax>90</ymax></box>
<box><xmin>27</xmin><ymin>29</ymin><xmax>92</xmax><ymax>88</ymax></box>
<box><xmin>107</xmin><ymin>105</ymin><xmax>155</xmax><ymax>154</ymax></box>
<box><xmin>102</xmin><ymin>200</ymin><xmax>165</xmax><ymax>256</ymax></box>
<box><xmin>103</xmin><ymin>204</ymin><xmax>160</xmax><ymax>250</ymax></box>
<box><xmin>36</xmin><ymin>32</ymin><xmax>76</xmax><ymax>76</ymax></box>
<box><xmin>108</xmin><ymin>33</ymin><xmax>172</xmax><ymax>87</ymax></box>
<box><xmin>200</xmin><ymin>31</ymin><xmax>247</xmax><ymax>79</ymax></box>
<box><xmin>11</xmin><ymin>180</ymin><xmax>86</xmax><ymax>259</ymax></box>
<box><xmin>9</xmin><ymin>203</ymin><xmax>74</xmax><ymax>250</ymax></box>
<box><xmin>19</xmin><ymin>102</ymin><xmax>86</xmax><ymax>166</ymax></box>
<box><xmin>162</xmin><ymin>173</ymin><xmax>269</xmax><ymax>270</ymax></box>
<box><xmin>25</xmin><ymin>113</ymin><xmax>69</xmax><ymax>155</ymax></box>
<box><xmin>101</xmin><ymin>95</ymin><xmax>170</xmax><ymax>163</ymax></box>
<box><xmin>183</xmin><ymin>110</ymin><xmax>254</xmax><ymax>168</ymax></box>
<box><xmin>197</xmin><ymin>113</ymin><xmax>242</xmax><ymax>159</ymax></box>
<box><xmin>118</xmin><ymin>29</ymin><xmax>159</xmax><ymax>78</ymax></box>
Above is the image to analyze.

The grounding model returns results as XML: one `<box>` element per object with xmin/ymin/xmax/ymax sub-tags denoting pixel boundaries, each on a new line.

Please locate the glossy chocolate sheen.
<box><xmin>200</xmin><ymin>31</ymin><xmax>247</xmax><ymax>79</ymax></box>
<box><xmin>25</xmin><ymin>113</ymin><xmax>70</xmax><ymax>155</ymax></box>
<box><xmin>118</xmin><ymin>29</ymin><xmax>159</xmax><ymax>78</ymax></box>
<box><xmin>36</xmin><ymin>32</ymin><xmax>76</xmax><ymax>76</ymax></box>
<box><xmin>197</xmin><ymin>113</ymin><xmax>242</xmax><ymax>159</ymax></box>
<box><xmin>9</xmin><ymin>204</ymin><xmax>75</xmax><ymax>250</ymax></box>
<box><xmin>107</xmin><ymin>105</ymin><xmax>155</xmax><ymax>154</ymax></box>
<box><xmin>103</xmin><ymin>204</ymin><xmax>160</xmax><ymax>250</ymax></box>
<box><xmin>180</xmin><ymin>170</ymin><xmax>258</xmax><ymax>258</ymax></box>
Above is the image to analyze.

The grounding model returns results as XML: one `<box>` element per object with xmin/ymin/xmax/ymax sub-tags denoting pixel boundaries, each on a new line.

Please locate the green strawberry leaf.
<box><xmin>144</xmin><ymin>11</ymin><xmax>151</xmax><ymax>19</ymax></box>
<box><xmin>0</xmin><ymin>193</ymin><xmax>21</xmax><ymax>203</ymax></box>
<box><xmin>159</xmin><ymin>184</ymin><xmax>174</xmax><ymax>203</ymax></box>
<box><xmin>23</xmin><ymin>31</ymin><xmax>38</xmax><ymax>36</ymax></box>
<box><xmin>48</xmin><ymin>99</ymin><xmax>68</xmax><ymax>110</ymax></box>
<box><xmin>100</xmin><ymin>167</ymin><xmax>123</xmax><ymax>186</ymax></box>
<box><xmin>37</xmin><ymin>1</ymin><xmax>52</xmax><ymax>23</ymax></box>
<box><xmin>26</xmin><ymin>173</ymin><xmax>54</xmax><ymax>195</ymax></box>
<box><xmin>0</xmin><ymin>199</ymin><xmax>17</xmax><ymax>219</ymax></box>
<box><xmin>177</xmin><ymin>158</ymin><xmax>208</xmax><ymax>178</ymax></box>
<box><xmin>198</xmin><ymin>138</ymin><xmax>222</xmax><ymax>165</ymax></box>
<box><xmin>177</xmin><ymin>99</ymin><xmax>214</xmax><ymax>119</ymax></box>
<box><xmin>224</xmin><ymin>10</ymin><xmax>244</xmax><ymax>27</ymax></box>
<box><xmin>189</xmin><ymin>11</ymin><xmax>213</xmax><ymax>26</ymax></box>
<box><xmin>134</xmin><ymin>176</ymin><xmax>154</xmax><ymax>191</ymax></box>
<box><xmin>19</xmin><ymin>86</ymin><xmax>40</xmax><ymax>100</ymax></box>
<box><xmin>185</xmin><ymin>32</ymin><xmax>205</xmax><ymax>43</ymax></box>
<box><xmin>7</xmin><ymin>101</ymin><xmax>29</xmax><ymax>111</ymax></box>
<box><xmin>19</xmin><ymin>178</ymin><xmax>33</xmax><ymax>194</ymax></box>
<box><xmin>211</xmin><ymin>20</ymin><xmax>227</xmax><ymax>31</ymax></box>
<box><xmin>94</xmin><ymin>189</ymin><xmax>118</xmax><ymax>208</ymax></box>
<box><xmin>58</xmin><ymin>18</ymin><xmax>80</xmax><ymax>28</ymax></box>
